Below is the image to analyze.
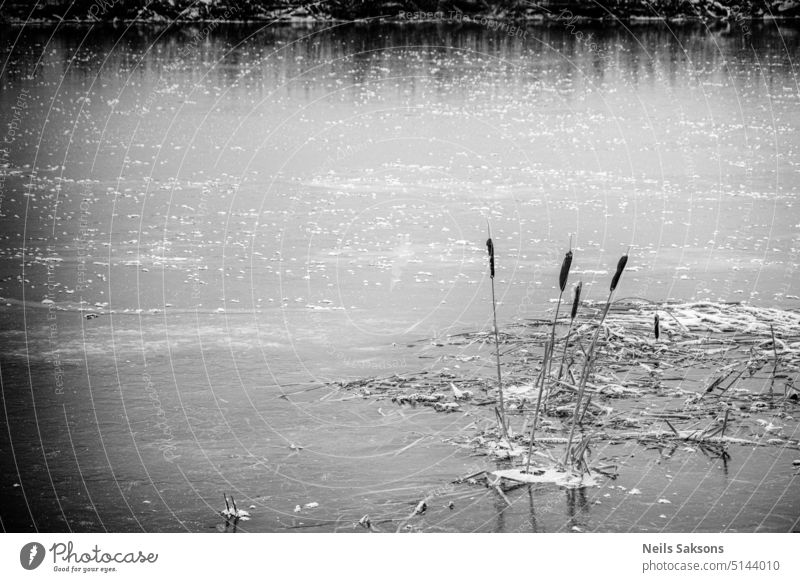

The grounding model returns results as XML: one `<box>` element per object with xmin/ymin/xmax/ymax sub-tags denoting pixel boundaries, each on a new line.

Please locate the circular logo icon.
<box><xmin>20</xmin><ymin>542</ymin><xmax>46</xmax><ymax>570</ymax></box>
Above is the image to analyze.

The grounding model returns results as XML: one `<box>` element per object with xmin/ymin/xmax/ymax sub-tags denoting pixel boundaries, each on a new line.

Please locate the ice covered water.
<box><xmin>0</xmin><ymin>22</ymin><xmax>798</xmax><ymax>532</ymax></box>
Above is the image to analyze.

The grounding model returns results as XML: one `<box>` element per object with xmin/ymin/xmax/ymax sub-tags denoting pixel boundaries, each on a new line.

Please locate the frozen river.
<box><xmin>1</xmin><ymin>21</ymin><xmax>798</xmax><ymax>532</ymax></box>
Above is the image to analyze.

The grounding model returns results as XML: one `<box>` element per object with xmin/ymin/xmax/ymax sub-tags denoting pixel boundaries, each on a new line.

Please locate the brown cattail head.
<box><xmin>610</xmin><ymin>254</ymin><xmax>628</xmax><ymax>292</ymax></box>
<box><xmin>559</xmin><ymin>250</ymin><xmax>573</xmax><ymax>293</ymax></box>
<box><xmin>654</xmin><ymin>313</ymin><xmax>660</xmax><ymax>340</ymax></box>
<box><xmin>486</xmin><ymin>238</ymin><xmax>495</xmax><ymax>278</ymax></box>
<box><xmin>570</xmin><ymin>281</ymin><xmax>582</xmax><ymax>319</ymax></box>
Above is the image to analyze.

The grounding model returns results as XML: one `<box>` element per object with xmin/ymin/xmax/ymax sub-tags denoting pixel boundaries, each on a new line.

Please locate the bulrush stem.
<box><xmin>527</xmin><ymin>247</ymin><xmax>574</xmax><ymax>471</ymax></box>
<box><xmin>491</xmin><ymin>277</ymin><xmax>509</xmax><ymax>442</ymax></box>
<box><xmin>770</xmin><ymin>324</ymin><xmax>778</xmax><ymax>398</ymax></box>
<box><xmin>557</xmin><ymin>318</ymin><xmax>575</xmax><ymax>380</ymax></box>
<box><xmin>549</xmin><ymin>292</ymin><xmax>564</xmax><ymax>357</ymax></box>
<box><xmin>543</xmin><ymin>248</ymin><xmax>573</xmax><ymax>414</ymax></box>
<box><xmin>486</xmin><ymin>226</ymin><xmax>509</xmax><ymax>443</ymax></box>
<box><xmin>563</xmin><ymin>289</ymin><xmax>614</xmax><ymax>466</ymax></box>
<box><xmin>542</xmin><ymin>290</ymin><xmax>564</xmax><ymax>412</ymax></box>
<box><xmin>563</xmin><ymin>254</ymin><xmax>627</xmax><ymax>467</ymax></box>
<box><xmin>558</xmin><ymin>281</ymin><xmax>582</xmax><ymax>380</ymax></box>
<box><xmin>720</xmin><ymin>408</ymin><xmax>730</xmax><ymax>439</ymax></box>
<box><xmin>526</xmin><ymin>341</ymin><xmax>551</xmax><ymax>473</ymax></box>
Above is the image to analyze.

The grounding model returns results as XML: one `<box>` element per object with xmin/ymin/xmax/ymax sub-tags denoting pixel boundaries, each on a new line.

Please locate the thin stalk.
<box><xmin>563</xmin><ymin>289</ymin><xmax>614</xmax><ymax>466</ymax></box>
<box><xmin>720</xmin><ymin>409</ymin><xmax>730</xmax><ymax>439</ymax></box>
<box><xmin>490</xmin><ymin>276</ymin><xmax>509</xmax><ymax>441</ymax></box>
<box><xmin>557</xmin><ymin>318</ymin><xmax>575</xmax><ymax>380</ymax></box>
<box><xmin>578</xmin><ymin>395</ymin><xmax>592</xmax><ymax>426</ymax></box>
<box><xmin>558</xmin><ymin>281</ymin><xmax>582</xmax><ymax>380</ymax></box>
<box><xmin>525</xmin><ymin>341</ymin><xmax>551</xmax><ymax>473</ymax></box>
<box><xmin>544</xmin><ymin>247</ymin><xmax>573</xmax><ymax>415</ymax></box>
<box><xmin>542</xmin><ymin>290</ymin><xmax>564</xmax><ymax>412</ymax></box>
<box><xmin>563</xmin><ymin>253</ymin><xmax>627</xmax><ymax>467</ymax></box>
<box><xmin>486</xmin><ymin>224</ymin><xmax>509</xmax><ymax>442</ymax></box>
<box><xmin>549</xmin><ymin>293</ymin><xmax>565</xmax><ymax>364</ymax></box>
<box><xmin>770</xmin><ymin>324</ymin><xmax>778</xmax><ymax>398</ymax></box>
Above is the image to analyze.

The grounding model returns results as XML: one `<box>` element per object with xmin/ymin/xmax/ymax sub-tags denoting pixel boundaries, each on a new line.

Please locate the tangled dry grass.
<box><xmin>332</xmin><ymin>299</ymin><xmax>800</xmax><ymax>491</ymax></box>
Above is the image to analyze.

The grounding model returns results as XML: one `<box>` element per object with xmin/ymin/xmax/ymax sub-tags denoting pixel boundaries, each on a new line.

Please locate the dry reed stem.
<box><xmin>720</xmin><ymin>409</ymin><xmax>730</xmax><ymax>439</ymax></box>
<box><xmin>770</xmin><ymin>324</ymin><xmax>778</xmax><ymax>397</ymax></box>
<box><xmin>545</xmin><ymin>249</ymin><xmax>573</xmax><ymax>396</ymax></box>
<box><xmin>486</xmin><ymin>225</ymin><xmax>509</xmax><ymax>442</ymax></box>
<box><xmin>558</xmin><ymin>281</ymin><xmax>582</xmax><ymax>380</ymax></box>
<box><xmin>526</xmin><ymin>341</ymin><xmax>552</xmax><ymax>473</ymax></box>
<box><xmin>532</xmin><ymin>247</ymin><xmax>573</xmax><ymax>468</ymax></box>
<box><xmin>563</xmin><ymin>253</ymin><xmax>628</xmax><ymax>466</ymax></box>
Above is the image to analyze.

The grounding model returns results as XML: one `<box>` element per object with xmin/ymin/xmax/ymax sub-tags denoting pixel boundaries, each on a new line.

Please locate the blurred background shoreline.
<box><xmin>2</xmin><ymin>0</ymin><xmax>800</xmax><ymax>24</ymax></box>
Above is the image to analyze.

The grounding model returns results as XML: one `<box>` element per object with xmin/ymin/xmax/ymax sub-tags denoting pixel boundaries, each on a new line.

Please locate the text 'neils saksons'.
<box><xmin>643</xmin><ymin>543</ymin><xmax>724</xmax><ymax>554</ymax></box>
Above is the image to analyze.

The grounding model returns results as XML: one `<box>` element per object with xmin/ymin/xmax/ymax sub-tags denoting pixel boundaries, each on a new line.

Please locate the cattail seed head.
<box><xmin>610</xmin><ymin>254</ymin><xmax>628</xmax><ymax>292</ymax></box>
<box><xmin>570</xmin><ymin>281</ymin><xmax>582</xmax><ymax>320</ymax></box>
<box><xmin>654</xmin><ymin>313</ymin><xmax>660</xmax><ymax>340</ymax></box>
<box><xmin>486</xmin><ymin>238</ymin><xmax>495</xmax><ymax>279</ymax></box>
<box><xmin>559</xmin><ymin>250</ymin><xmax>573</xmax><ymax>293</ymax></box>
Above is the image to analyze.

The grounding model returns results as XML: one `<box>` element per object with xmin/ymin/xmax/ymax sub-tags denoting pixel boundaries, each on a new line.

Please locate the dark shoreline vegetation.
<box><xmin>2</xmin><ymin>0</ymin><xmax>800</xmax><ymax>24</ymax></box>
